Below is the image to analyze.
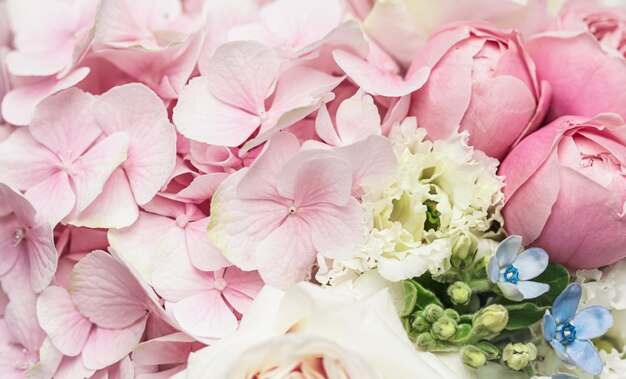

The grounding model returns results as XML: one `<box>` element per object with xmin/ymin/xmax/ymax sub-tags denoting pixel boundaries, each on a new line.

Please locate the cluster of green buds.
<box><xmin>402</xmin><ymin>278</ymin><xmax>510</xmax><ymax>369</ymax></box>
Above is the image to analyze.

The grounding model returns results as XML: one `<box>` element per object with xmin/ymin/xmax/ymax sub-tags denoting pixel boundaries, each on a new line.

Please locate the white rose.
<box><xmin>175</xmin><ymin>283</ymin><xmax>471</xmax><ymax>379</ymax></box>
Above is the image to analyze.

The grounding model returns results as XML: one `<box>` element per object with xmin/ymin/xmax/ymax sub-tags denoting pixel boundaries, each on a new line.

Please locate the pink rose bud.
<box><xmin>527</xmin><ymin>5</ymin><xmax>626</xmax><ymax>121</ymax></box>
<box><xmin>408</xmin><ymin>22</ymin><xmax>550</xmax><ymax>160</ymax></box>
<box><xmin>500</xmin><ymin>113</ymin><xmax>626</xmax><ymax>269</ymax></box>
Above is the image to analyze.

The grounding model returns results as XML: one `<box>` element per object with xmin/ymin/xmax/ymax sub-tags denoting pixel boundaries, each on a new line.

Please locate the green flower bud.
<box><xmin>423</xmin><ymin>304</ymin><xmax>444</xmax><ymax>323</ymax></box>
<box><xmin>415</xmin><ymin>332</ymin><xmax>439</xmax><ymax>351</ymax></box>
<box><xmin>447</xmin><ymin>281</ymin><xmax>472</xmax><ymax>306</ymax></box>
<box><xmin>475</xmin><ymin>341</ymin><xmax>500</xmax><ymax>360</ymax></box>
<box><xmin>502</xmin><ymin>343</ymin><xmax>537</xmax><ymax>371</ymax></box>
<box><xmin>471</xmin><ymin>305</ymin><xmax>508</xmax><ymax>339</ymax></box>
<box><xmin>443</xmin><ymin>308</ymin><xmax>460</xmax><ymax>323</ymax></box>
<box><xmin>432</xmin><ymin>317</ymin><xmax>457</xmax><ymax>341</ymax></box>
<box><xmin>451</xmin><ymin>234</ymin><xmax>476</xmax><ymax>268</ymax></box>
<box><xmin>411</xmin><ymin>316</ymin><xmax>431</xmax><ymax>333</ymax></box>
<box><xmin>461</xmin><ymin>345</ymin><xmax>487</xmax><ymax>369</ymax></box>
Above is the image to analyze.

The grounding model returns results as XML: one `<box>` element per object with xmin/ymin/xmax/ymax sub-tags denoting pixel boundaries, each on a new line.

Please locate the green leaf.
<box><xmin>504</xmin><ymin>302</ymin><xmax>549</xmax><ymax>330</ymax></box>
<box><xmin>532</xmin><ymin>263</ymin><xmax>570</xmax><ymax>306</ymax></box>
<box><xmin>404</xmin><ymin>279</ymin><xmax>443</xmax><ymax>314</ymax></box>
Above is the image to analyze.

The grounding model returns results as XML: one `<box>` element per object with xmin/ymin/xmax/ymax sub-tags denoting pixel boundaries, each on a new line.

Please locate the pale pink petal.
<box><xmin>131</xmin><ymin>333</ymin><xmax>197</xmax><ymax>366</ymax></box>
<box><xmin>0</xmin><ymin>128</ymin><xmax>58</xmax><ymax>190</ymax></box>
<box><xmin>333</xmin><ymin>135</ymin><xmax>397</xmax><ymax>196</ymax></box>
<box><xmin>82</xmin><ymin>317</ymin><xmax>147</xmax><ymax>371</ymax></box>
<box><xmin>93</xmin><ymin>84</ymin><xmax>177</xmax><ymax>205</ymax></box>
<box><xmin>173</xmin><ymin>76</ymin><xmax>260</xmax><ymax>146</ymax></box>
<box><xmin>223</xmin><ymin>267</ymin><xmax>264</xmax><ymax>298</ymax></box>
<box><xmin>0</xmin><ymin>217</ymin><xmax>23</xmax><ymax>276</ymax></box>
<box><xmin>256</xmin><ymin>216</ymin><xmax>316</xmax><ymax>288</ymax></box>
<box><xmin>333</xmin><ymin>49</ymin><xmax>430</xmax><ymax>97</ymax></box>
<box><xmin>25</xmin><ymin>171</ymin><xmax>75</xmax><ymax>226</ymax></box>
<box><xmin>25</xmin><ymin>223</ymin><xmax>57</xmax><ymax>292</ymax></box>
<box><xmin>152</xmin><ymin>252</ymin><xmax>213</xmax><ymax>302</ymax></box>
<box><xmin>335</xmin><ymin>92</ymin><xmax>380</xmax><ymax>144</ymax></box>
<box><xmin>238</xmin><ymin>132</ymin><xmax>301</xmax><ymax>199</ymax></box>
<box><xmin>206</xmin><ymin>40</ymin><xmax>280</xmax><ymax>113</ymax></box>
<box><xmin>302</xmin><ymin>199</ymin><xmax>366</xmax><ymax>260</ymax></box>
<box><xmin>208</xmin><ymin>171</ymin><xmax>288</xmax><ymax>270</ymax></box>
<box><xmin>278</xmin><ymin>155</ymin><xmax>352</xmax><ymax>207</ymax></box>
<box><xmin>171</xmin><ymin>290</ymin><xmax>238</xmax><ymax>339</ymax></box>
<box><xmin>29</xmin><ymin>88</ymin><xmax>99</xmax><ymax>157</ymax></box>
<box><xmin>54</xmin><ymin>355</ymin><xmax>95</xmax><ymax>379</ymax></box>
<box><xmin>69</xmin><ymin>251</ymin><xmax>150</xmax><ymax>329</ymax></box>
<box><xmin>4</xmin><ymin>288</ymin><xmax>45</xmax><ymax>352</ymax></box>
<box><xmin>70</xmin><ymin>168</ymin><xmax>139</xmax><ymax>229</ymax></box>
<box><xmin>172</xmin><ymin>173</ymin><xmax>229</xmax><ymax>203</ymax></box>
<box><xmin>314</xmin><ymin>103</ymin><xmax>342</xmax><ymax>146</ymax></box>
<box><xmin>0</xmin><ymin>67</ymin><xmax>90</xmax><ymax>126</ymax></box>
<box><xmin>37</xmin><ymin>286</ymin><xmax>92</xmax><ymax>356</ymax></box>
<box><xmin>71</xmin><ymin>132</ymin><xmax>130</xmax><ymax>214</ymax></box>
<box><xmin>185</xmin><ymin>219</ymin><xmax>230</xmax><ymax>271</ymax></box>
<box><xmin>107</xmin><ymin>212</ymin><xmax>177</xmax><ymax>285</ymax></box>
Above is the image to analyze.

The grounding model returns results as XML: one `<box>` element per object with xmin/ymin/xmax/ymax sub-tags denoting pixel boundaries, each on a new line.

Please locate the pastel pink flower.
<box><xmin>228</xmin><ymin>0</ymin><xmax>366</xmax><ymax>61</ymax></box>
<box><xmin>152</xmin><ymin>253</ymin><xmax>263</xmax><ymax>340</ymax></box>
<box><xmin>527</xmin><ymin>5</ymin><xmax>626</xmax><ymax>121</ymax></box>
<box><xmin>408</xmin><ymin>22</ymin><xmax>551</xmax><ymax>160</ymax></box>
<box><xmin>108</xmin><ymin>196</ymin><xmax>229</xmax><ymax>285</ymax></box>
<box><xmin>0</xmin><ymin>183</ymin><xmax>57</xmax><ymax>293</ymax></box>
<box><xmin>333</xmin><ymin>39</ymin><xmax>430</xmax><ymax>97</ymax></box>
<box><xmin>70</xmin><ymin>84</ymin><xmax>177</xmax><ymax>228</ymax></box>
<box><xmin>0</xmin><ymin>88</ymin><xmax>129</xmax><ymax>226</ymax></box>
<box><xmin>173</xmin><ymin>40</ymin><xmax>343</xmax><ymax>147</ymax></box>
<box><xmin>37</xmin><ymin>251</ymin><xmax>166</xmax><ymax>372</ymax></box>
<box><xmin>500</xmin><ymin>113</ymin><xmax>626</xmax><ymax>269</ymax></box>
<box><xmin>92</xmin><ymin>0</ymin><xmax>204</xmax><ymax>99</ymax></box>
<box><xmin>132</xmin><ymin>332</ymin><xmax>204</xmax><ymax>378</ymax></box>
<box><xmin>0</xmin><ymin>319</ymin><xmax>40</xmax><ymax>378</ymax></box>
<box><xmin>208</xmin><ymin>132</ymin><xmax>374</xmax><ymax>287</ymax></box>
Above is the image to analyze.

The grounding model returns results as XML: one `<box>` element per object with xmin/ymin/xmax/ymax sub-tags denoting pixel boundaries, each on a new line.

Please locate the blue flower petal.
<box><xmin>496</xmin><ymin>235</ymin><xmax>522</xmax><ymax>267</ymax></box>
<box><xmin>498</xmin><ymin>281</ymin><xmax>523</xmax><ymax>301</ymax></box>
<box><xmin>513</xmin><ymin>248</ymin><xmax>549</xmax><ymax>280</ymax></box>
<box><xmin>487</xmin><ymin>256</ymin><xmax>499</xmax><ymax>283</ymax></box>
<box><xmin>550</xmin><ymin>339</ymin><xmax>575</xmax><ymax>366</ymax></box>
<box><xmin>543</xmin><ymin>312</ymin><xmax>557</xmax><ymax>341</ymax></box>
<box><xmin>517</xmin><ymin>280</ymin><xmax>550</xmax><ymax>299</ymax></box>
<box><xmin>565</xmin><ymin>339</ymin><xmax>603</xmax><ymax>375</ymax></box>
<box><xmin>552</xmin><ymin>284</ymin><xmax>582</xmax><ymax>324</ymax></box>
<box><xmin>571</xmin><ymin>306</ymin><xmax>614</xmax><ymax>340</ymax></box>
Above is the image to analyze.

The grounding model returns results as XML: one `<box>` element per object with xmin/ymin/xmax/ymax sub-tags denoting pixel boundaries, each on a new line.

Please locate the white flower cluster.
<box><xmin>318</xmin><ymin>118</ymin><xmax>504</xmax><ymax>286</ymax></box>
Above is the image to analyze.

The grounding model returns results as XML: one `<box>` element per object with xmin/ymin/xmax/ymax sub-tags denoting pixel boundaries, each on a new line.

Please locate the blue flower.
<box><xmin>543</xmin><ymin>284</ymin><xmax>613</xmax><ymax>375</ymax></box>
<box><xmin>487</xmin><ymin>235</ymin><xmax>550</xmax><ymax>301</ymax></box>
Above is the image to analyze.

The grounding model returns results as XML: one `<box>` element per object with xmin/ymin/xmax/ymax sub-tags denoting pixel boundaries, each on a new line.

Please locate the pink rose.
<box><xmin>527</xmin><ymin>5</ymin><xmax>626</xmax><ymax>120</ymax></box>
<box><xmin>500</xmin><ymin>113</ymin><xmax>626</xmax><ymax>269</ymax></box>
<box><xmin>408</xmin><ymin>22</ymin><xmax>550</xmax><ymax>160</ymax></box>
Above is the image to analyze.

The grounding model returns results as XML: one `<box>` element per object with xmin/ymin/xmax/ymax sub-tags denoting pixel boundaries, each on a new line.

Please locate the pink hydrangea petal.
<box><xmin>81</xmin><ymin>316</ymin><xmax>147</xmax><ymax>371</ymax></box>
<box><xmin>69</xmin><ymin>251</ymin><xmax>151</xmax><ymax>329</ymax></box>
<box><xmin>185</xmin><ymin>219</ymin><xmax>230</xmax><ymax>272</ymax></box>
<box><xmin>36</xmin><ymin>286</ymin><xmax>92</xmax><ymax>357</ymax></box>
<box><xmin>131</xmin><ymin>332</ymin><xmax>197</xmax><ymax>366</ymax></box>
<box><xmin>256</xmin><ymin>216</ymin><xmax>316</xmax><ymax>288</ymax></box>
<box><xmin>171</xmin><ymin>290</ymin><xmax>238</xmax><ymax>339</ymax></box>
<box><xmin>93</xmin><ymin>83</ymin><xmax>177</xmax><ymax>205</ymax></box>
<box><xmin>0</xmin><ymin>128</ymin><xmax>59</xmax><ymax>190</ymax></box>
<box><xmin>173</xmin><ymin>76</ymin><xmax>261</xmax><ymax>146</ymax></box>
<box><xmin>206</xmin><ymin>40</ymin><xmax>280</xmax><ymax>113</ymax></box>
<box><xmin>152</xmin><ymin>252</ymin><xmax>213</xmax><ymax>302</ymax></box>
<box><xmin>70</xmin><ymin>168</ymin><xmax>139</xmax><ymax>229</ymax></box>
<box><xmin>0</xmin><ymin>217</ymin><xmax>23</xmax><ymax>276</ymax></box>
<box><xmin>333</xmin><ymin>49</ymin><xmax>430</xmax><ymax>97</ymax></box>
<box><xmin>25</xmin><ymin>223</ymin><xmax>57</xmax><ymax>293</ymax></box>
<box><xmin>71</xmin><ymin>131</ymin><xmax>130</xmax><ymax>214</ymax></box>
<box><xmin>334</xmin><ymin>92</ymin><xmax>380</xmax><ymax>145</ymax></box>
<box><xmin>0</xmin><ymin>67</ymin><xmax>90</xmax><ymax>126</ymax></box>
<box><xmin>25</xmin><ymin>170</ymin><xmax>75</xmax><ymax>226</ymax></box>
<box><xmin>302</xmin><ymin>199</ymin><xmax>366</xmax><ymax>260</ymax></box>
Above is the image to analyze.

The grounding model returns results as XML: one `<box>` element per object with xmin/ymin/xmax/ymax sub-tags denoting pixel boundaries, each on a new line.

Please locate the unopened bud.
<box><xmin>452</xmin><ymin>234</ymin><xmax>473</xmax><ymax>261</ymax></box>
<box><xmin>432</xmin><ymin>317</ymin><xmax>457</xmax><ymax>341</ymax></box>
<box><xmin>502</xmin><ymin>343</ymin><xmax>537</xmax><ymax>371</ymax></box>
<box><xmin>472</xmin><ymin>305</ymin><xmax>508</xmax><ymax>339</ymax></box>
<box><xmin>461</xmin><ymin>345</ymin><xmax>487</xmax><ymax>369</ymax></box>
<box><xmin>415</xmin><ymin>332</ymin><xmax>438</xmax><ymax>351</ymax></box>
<box><xmin>423</xmin><ymin>304</ymin><xmax>444</xmax><ymax>323</ymax></box>
<box><xmin>447</xmin><ymin>281</ymin><xmax>472</xmax><ymax>306</ymax></box>
<box><xmin>411</xmin><ymin>316</ymin><xmax>431</xmax><ymax>333</ymax></box>
<box><xmin>443</xmin><ymin>308</ymin><xmax>460</xmax><ymax>323</ymax></box>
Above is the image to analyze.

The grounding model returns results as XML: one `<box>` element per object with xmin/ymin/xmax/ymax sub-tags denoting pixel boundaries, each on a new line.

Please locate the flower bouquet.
<box><xmin>0</xmin><ymin>0</ymin><xmax>625</xmax><ymax>378</ymax></box>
